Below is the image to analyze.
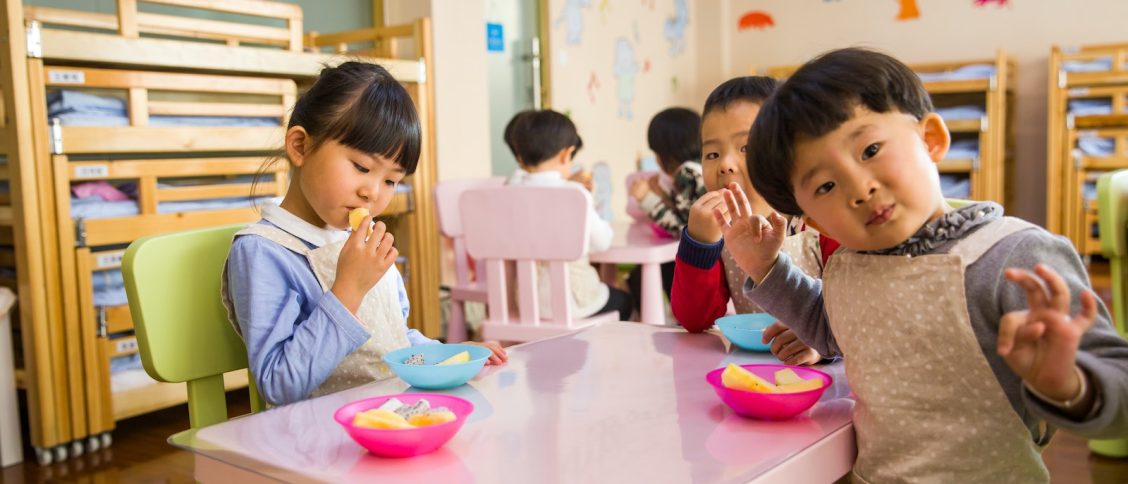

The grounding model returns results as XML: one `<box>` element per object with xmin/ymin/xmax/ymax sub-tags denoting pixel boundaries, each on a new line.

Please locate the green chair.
<box><xmin>122</xmin><ymin>224</ymin><xmax>265</xmax><ymax>429</ymax></box>
<box><xmin>945</xmin><ymin>198</ymin><xmax>974</xmax><ymax>209</ymax></box>
<box><xmin>1092</xmin><ymin>171</ymin><xmax>1128</xmax><ymax>457</ymax></box>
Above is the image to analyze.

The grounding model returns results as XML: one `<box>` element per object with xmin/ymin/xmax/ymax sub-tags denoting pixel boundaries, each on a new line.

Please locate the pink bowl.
<box><xmin>705</xmin><ymin>364</ymin><xmax>832</xmax><ymax>420</ymax></box>
<box><xmin>650</xmin><ymin>222</ymin><xmax>675</xmax><ymax>239</ymax></box>
<box><xmin>334</xmin><ymin>393</ymin><xmax>474</xmax><ymax>458</ymax></box>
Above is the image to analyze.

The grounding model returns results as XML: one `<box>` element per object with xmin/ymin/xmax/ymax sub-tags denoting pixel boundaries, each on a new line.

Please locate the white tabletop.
<box><xmin>170</xmin><ymin>322</ymin><xmax>856</xmax><ymax>483</ymax></box>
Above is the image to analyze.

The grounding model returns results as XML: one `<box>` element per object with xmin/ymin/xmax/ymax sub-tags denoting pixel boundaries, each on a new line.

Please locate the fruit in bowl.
<box><xmin>383</xmin><ymin>344</ymin><xmax>491</xmax><ymax>390</ymax></box>
<box><xmin>335</xmin><ymin>393</ymin><xmax>473</xmax><ymax>458</ymax></box>
<box><xmin>705</xmin><ymin>364</ymin><xmax>832</xmax><ymax>420</ymax></box>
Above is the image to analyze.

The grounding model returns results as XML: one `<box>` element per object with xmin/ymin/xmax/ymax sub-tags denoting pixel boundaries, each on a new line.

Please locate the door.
<box><xmin>486</xmin><ymin>0</ymin><xmax>545</xmax><ymax>176</ymax></box>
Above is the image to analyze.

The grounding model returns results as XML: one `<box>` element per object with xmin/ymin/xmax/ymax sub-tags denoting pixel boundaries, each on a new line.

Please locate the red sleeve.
<box><xmin>671</xmin><ymin>256</ymin><xmax>731</xmax><ymax>333</ymax></box>
<box><xmin>818</xmin><ymin>234</ymin><xmax>841</xmax><ymax>267</ymax></box>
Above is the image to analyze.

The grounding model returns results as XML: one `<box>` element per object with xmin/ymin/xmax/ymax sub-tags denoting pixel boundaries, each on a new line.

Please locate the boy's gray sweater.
<box><xmin>745</xmin><ymin>202</ymin><xmax>1128</xmax><ymax>442</ymax></box>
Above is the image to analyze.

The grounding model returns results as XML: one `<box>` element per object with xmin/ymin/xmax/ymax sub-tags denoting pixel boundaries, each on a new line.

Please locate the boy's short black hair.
<box><xmin>503</xmin><ymin>110</ymin><xmax>534</xmax><ymax>159</ymax></box>
<box><xmin>747</xmin><ymin>48</ymin><xmax>934</xmax><ymax>216</ymax></box>
<box><xmin>702</xmin><ymin>76</ymin><xmax>779</xmax><ymax>116</ymax></box>
<box><xmin>509</xmin><ymin>110</ymin><xmax>583</xmax><ymax>167</ymax></box>
<box><xmin>647</xmin><ymin>107</ymin><xmax>701</xmax><ymax>173</ymax></box>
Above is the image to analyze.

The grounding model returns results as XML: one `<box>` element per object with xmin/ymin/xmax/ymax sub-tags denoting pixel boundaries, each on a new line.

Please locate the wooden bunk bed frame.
<box><xmin>65</xmin><ymin>156</ymin><xmax>288</xmax><ymax>428</ymax></box>
<box><xmin>1048</xmin><ymin>42</ymin><xmax>1128</xmax><ymax>255</ymax></box>
<box><xmin>3</xmin><ymin>0</ymin><xmax>440</xmax><ymax>465</ymax></box>
<box><xmin>763</xmin><ymin>50</ymin><xmax>1016</xmax><ymax>207</ymax></box>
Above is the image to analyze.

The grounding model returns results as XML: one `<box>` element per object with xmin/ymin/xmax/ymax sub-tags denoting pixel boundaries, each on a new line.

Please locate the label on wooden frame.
<box><xmin>114</xmin><ymin>338</ymin><xmax>138</xmax><ymax>354</ymax></box>
<box><xmin>48</xmin><ymin>70</ymin><xmax>86</xmax><ymax>85</ymax></box>
<box><xmin>74</xmin><ymin>164</ymin><xmax>110</xmax><ymax>179</ymax></box>
<box><xmin>95</xmin><ymin>252</ymin><xmax>124</xmax><ymax>269</ymax></box>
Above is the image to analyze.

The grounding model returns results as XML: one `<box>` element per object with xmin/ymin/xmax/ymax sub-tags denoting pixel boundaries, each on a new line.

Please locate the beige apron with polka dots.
<box><xmin>823</xmin><ymin>217</ymin><xmax>1049</xmax><ymax>483</ymax></box>
<box><xmin>222</xmin><ymin>224</ymin><xmax>410</xmax><ymax>399</ymax></box>
<box><xmin>723</xmin><ymin>230</ymin><xmax>824</xmax><ymax>314</ymax></box>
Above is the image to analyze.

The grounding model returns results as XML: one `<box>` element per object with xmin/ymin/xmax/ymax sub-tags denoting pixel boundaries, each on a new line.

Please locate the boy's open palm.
<box><xmin>332</xmin><ymin>216</ymin><xmax>399</xmax><ymax>313</ymax></box>
<box><xmin>998</xmin><ymin>264</ymin><xmax>1096</xmax><ymax>401</ymax></box>
<box><xmin>715</xmin><ymin>182</ymin><xmax>786</xmax><ymax>283</ymax></box>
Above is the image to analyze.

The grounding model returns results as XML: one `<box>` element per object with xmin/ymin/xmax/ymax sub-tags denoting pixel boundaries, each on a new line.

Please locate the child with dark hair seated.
<box><xmin>505</xmin><ymin>110</ymin><xmax>633</xmax><ymax>321</ymax></box>
<box><xmin>722</xmin><ymin>48</ymin><xmax>1128</xmax><ymax>482</ymax></box>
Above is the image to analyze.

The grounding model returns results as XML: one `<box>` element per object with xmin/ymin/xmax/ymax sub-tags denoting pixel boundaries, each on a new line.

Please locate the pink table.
<box><xmin>169</xmin><ymin>323</ymin><xmax>857</xmax><ymax>483</ymax></box>
<box><xmin>589</xmin><ymin>222</ymin><xmax>679</xmax><ymax>325</ymax></box>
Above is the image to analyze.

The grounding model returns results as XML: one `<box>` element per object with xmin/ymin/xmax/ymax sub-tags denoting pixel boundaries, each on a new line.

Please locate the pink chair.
<box><xmin>434</xmin><ymin>177</ymin><xmax>505</xmax><ymax>342</ymax></box>
<box><xmin>460</xmin><ymin>185</ymin><xmax>620</xmax><ymax>342</ymax></box>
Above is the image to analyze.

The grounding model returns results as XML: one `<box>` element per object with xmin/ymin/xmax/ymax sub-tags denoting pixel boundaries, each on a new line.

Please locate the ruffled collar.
<box><xmin>260</xmin><ymin>204</ymin><xmax>348</xmax><ymax>248</ymax></box>
<box><xmin>864</xmin><ymin>202</ymin><xmax>1002</xmax><ymax>257</ymax></box>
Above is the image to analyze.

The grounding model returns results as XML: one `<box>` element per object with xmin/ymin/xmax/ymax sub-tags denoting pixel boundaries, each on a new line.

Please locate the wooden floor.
<box><xmin>1</xmin><ymin>263</ymin><xmax>1127</xmax><ymax>482</ymax></box>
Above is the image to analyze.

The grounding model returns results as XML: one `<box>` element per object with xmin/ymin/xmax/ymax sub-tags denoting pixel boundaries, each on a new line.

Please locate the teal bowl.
<box><xmin>383</xmin><ymin>344</ymin><xmax>491</xmax><ymax>389</ymax></box>
<box><xmin>715</xmin><ymin>313</ymin><xmax>777</xmax><ymax>352</ymax></box>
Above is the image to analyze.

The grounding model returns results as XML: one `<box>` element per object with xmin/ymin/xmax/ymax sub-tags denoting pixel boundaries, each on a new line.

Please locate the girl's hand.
<box><xmin>715</xmin><ymin>182</ymin><xmax>786</xmax><ymax>284</ymax></box>
<box><xmin>687</xmin><ymin>191</ymin><xmax>727</xmax><ymax>243</ymax></box>
<box><xmin>331</xmin><ymin>216</ymin><xmax>398</xmax><ymax>314</ymax></box>
<box><xmin>468</xmin><ymin>341</ymin><xmax>508</xmax><ymax>365</ymax></box>
<box><xmin>631</xmin><ymin>176</ymin><xmax>654</xmax><ymax>201</ymax></box>
<box><xmin>763</xmin><ymin>322</ymin><xmax>822</xmax><ymax>366</ymax></box>
<box><xmin>998</xmin><ymin>264</ymin><xmax>1096</xmax><ymax>402</ymax></box>
<box><xmin>568</xmin><ymin>170</ymin><xmax>594</xmax><ymax>192</ymax></box>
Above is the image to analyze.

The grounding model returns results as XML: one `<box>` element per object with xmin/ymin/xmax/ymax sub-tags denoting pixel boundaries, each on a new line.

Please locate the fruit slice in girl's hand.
<box><xmin>348</xmin><ymin>207</ymin><xmax>370</xmax><ymax>232</ymax></box>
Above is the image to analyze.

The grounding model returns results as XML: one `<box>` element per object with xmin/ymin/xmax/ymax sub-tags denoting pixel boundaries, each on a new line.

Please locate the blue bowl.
<box><xmin>383</xmin><ymin>344</ymin><xmax>491</xmax><ymax>389</ymax></box>
<box><xmin>715</xmin><ymin>313</ymin><xmax>777</xmax><ymax>352</ymax></box>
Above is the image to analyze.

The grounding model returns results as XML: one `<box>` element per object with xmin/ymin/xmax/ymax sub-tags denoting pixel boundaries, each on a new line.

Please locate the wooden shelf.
<box><xmin>1079</xmin><ymin>157</ymin><xmax>1128</xmax><ymax>170</ymax></box>
<box><xmin>112</xmin><ymin>370</ymin><xmax>248</xmax><ymax>421</ymax></box>
<box><xmin>922</xmin><ymin>78</ymin><xmax>992</xmax><ymax>94</ymax></box>
<box><xmin>380</xmin><ymin>191</ymin><xmax>412</xmax><ymax>218</ymax></box>
<box><xmin>938</xmin><ymin>159</ymin><xmax>975</xmax><ymax>173</ymax></box>
<box><xmin>1065</xmin><ymin>71</ymin><xmax>1128</xmax><ymax>89</ymax></box>
<box><xmin>1074</xmin><ymin>114</ymin><xmax>1128</xmax><ymax>129</ymax></box>
<box><xmin>945</xmin><ymin>118</ymin><xmax>983</xmax><ymax>133</ymax></box>
<box><xmin>59</xmin><ymin>126</ymin><xmax>283</xmax><ymax>155</ymax></box>
<box><xmin>1048</xmin><ymin>42</ymin><xmax>1128</xmax><ymax>254</ymax></box>
<box><xmin>38</xmin><ymin>29</ymin><xmax>424</xmax><ymax>82</ymax></box>
<box><xmin>0</xmin><ymin>207</ymin><xmax>13</xmax><ymax>226</ymax></box>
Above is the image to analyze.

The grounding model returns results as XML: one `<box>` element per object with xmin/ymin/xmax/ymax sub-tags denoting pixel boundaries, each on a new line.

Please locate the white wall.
<box><xmin>547</xmin><ymin>0</ymin><xmax>698</xmax><ymax>222</ymax></box>
<box><xmin>386</xmin><ymin>0</ymin><xmax>493</xmax><ymax>183</ymax></box>
<box><xmin>720</xmin><ymin>0</ymin><xmax>1128</xmax><ymax>225</ymax></box>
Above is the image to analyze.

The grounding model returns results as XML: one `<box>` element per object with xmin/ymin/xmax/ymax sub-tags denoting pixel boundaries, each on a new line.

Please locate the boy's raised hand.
<box><xmin>714</xmin><ymin>182</ymin><xmax>786</xmax><ymax>284</ymax></box>
<box><xmin>998</xmin><ymin>264</ymin><xmax>1097</xmax><ymax>402</ymax></box>
<box><xmin>688</xmin><ymin>191</ymin><xmax>727</xmax><ymax>243</ymax></box>
<box><xmin>332</xmin><ymin>216</ymin><xmax>399</xmax><ymax>314</ymax></box>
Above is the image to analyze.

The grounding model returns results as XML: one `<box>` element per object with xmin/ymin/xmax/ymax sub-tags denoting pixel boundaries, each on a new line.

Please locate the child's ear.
<box><xmin>285</xmin><ymin>126</ymin><xmax>309</xmax><ymax>167</ymax></box>
<box><xmin>920</xmin><ymin>113</ymin><xmax>950</xmax><ymax>163</ymax></box>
